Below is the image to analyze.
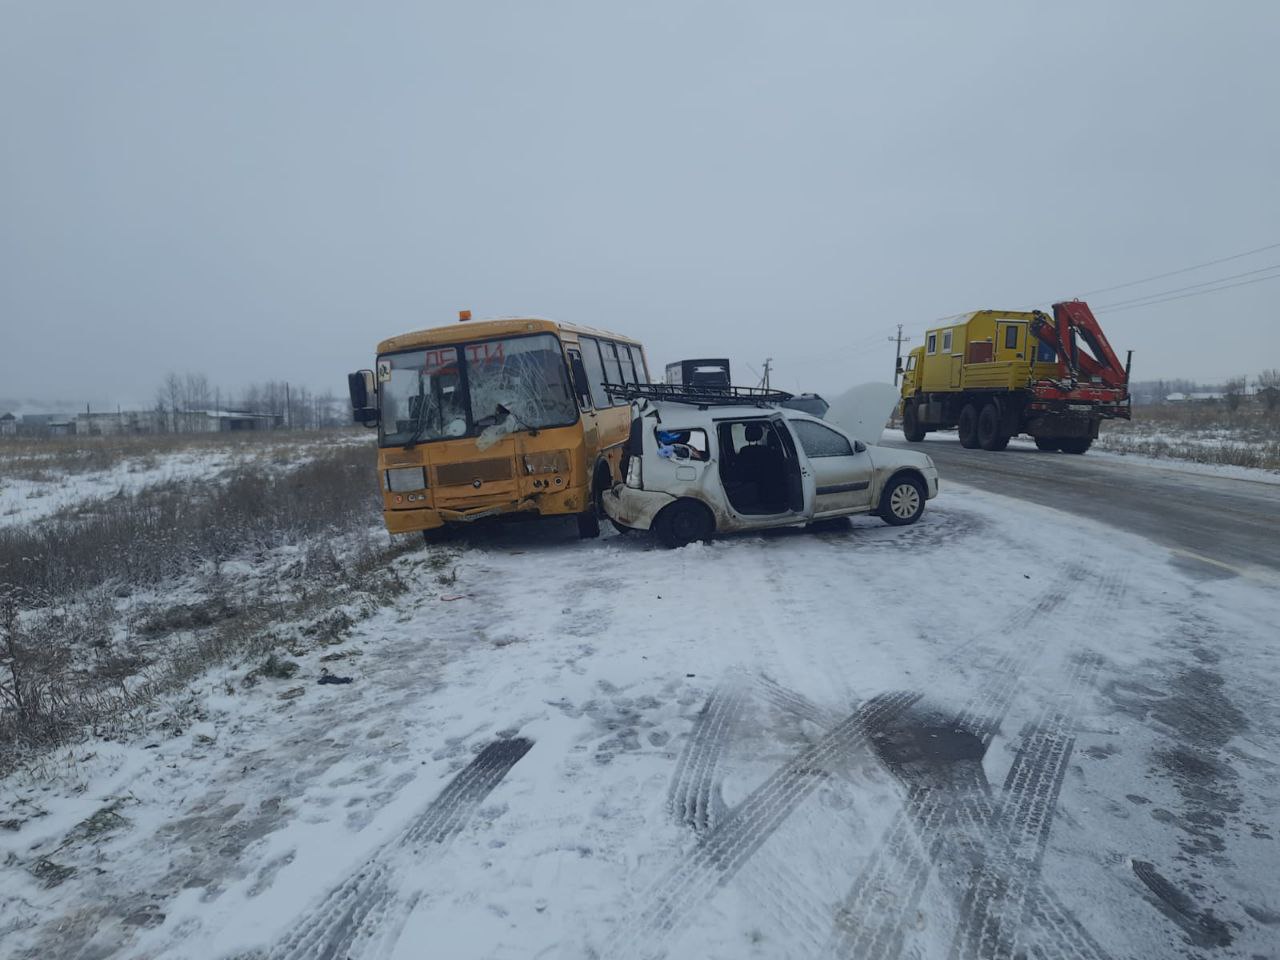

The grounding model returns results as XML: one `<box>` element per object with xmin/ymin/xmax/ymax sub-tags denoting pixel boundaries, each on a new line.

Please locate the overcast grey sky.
<box><xmin>2</xmin><ymin>1</ymin><xmax>1278</xmax><ymax>408</ymax></box>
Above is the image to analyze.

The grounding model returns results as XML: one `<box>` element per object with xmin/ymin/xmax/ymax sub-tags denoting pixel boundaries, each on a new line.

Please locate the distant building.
<box><xmin>175</xmin><ymin>409</ymin><xmax>284</xmax><ymax>433</ymax></box>
<box><xmin>75</xmin><ymin>409</ymin><xmax>166</xmax><ymax>436</ymax></box>
<box><xmin>0</xmin><ymin>412</ymin><xmax>16</xmax><ymax>437</ymax></box>
<box><xmin>1166</xmin><ymin>391</ymin><xmax>1225</xmax><ymax>403</ymax></box>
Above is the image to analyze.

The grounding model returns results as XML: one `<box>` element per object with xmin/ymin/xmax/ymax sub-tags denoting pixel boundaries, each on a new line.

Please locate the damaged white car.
<box><xmin>602</xmin><ymin>383</ymin><xmax>939</xmax><ymax>547</ymax></box>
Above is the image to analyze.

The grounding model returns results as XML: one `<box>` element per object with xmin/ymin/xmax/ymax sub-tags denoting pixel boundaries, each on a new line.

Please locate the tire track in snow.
<box><xmin>824</xmin><ymin>565</ymin><xmax>1115</xmax><ymax>959</ymax></box>
<box><xmin>268</xmin><ymin>737</ymin><xmax>532</xmax><ymax>960</ymax></box>
<box><xmin>605</xmin><ymin>691</ymin><xmax>921</xmax><ymax>960</ymax></box>
<box><xmin>667</xmin><ymin>680</ymin><xmax>750</xmax><ymax>834</ymax></box>
<box><xmin>949</xmin><ymin>652</ymin><xmax>1105</xmax><ymax>960</ymax></box>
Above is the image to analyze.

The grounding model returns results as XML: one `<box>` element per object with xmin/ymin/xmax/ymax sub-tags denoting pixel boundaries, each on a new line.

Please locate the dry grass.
<box><xmin>0</xmin><ymin>438</ymin><xmax>421</xmax><ymax>769</ymax></box>
<box><xmin>0</xmin><ymin>427</ymin><xmax>368</xmax><ymax>481</ymax></box>
<box><xmin>1096</xmin><ymin>403</ymin><xmax>1280</xmax><ymax>470</ymax></box>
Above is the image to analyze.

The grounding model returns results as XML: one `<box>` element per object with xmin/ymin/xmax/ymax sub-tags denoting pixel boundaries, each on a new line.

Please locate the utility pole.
<box><xmin>760</xmin><ymin>358</ymin><xmax>773</xmax><ymax>391</ymax></box>
<box><xmin>889</xmin><ymin>324</ymin><xmax>912</xmax><ymax>385</ymax></box>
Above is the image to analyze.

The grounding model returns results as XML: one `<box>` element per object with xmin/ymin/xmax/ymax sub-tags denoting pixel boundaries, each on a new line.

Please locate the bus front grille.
<box><xmin>435</xmin><ymin>458</ymin><xmax>514</xmax><ymax>487</ymax></box>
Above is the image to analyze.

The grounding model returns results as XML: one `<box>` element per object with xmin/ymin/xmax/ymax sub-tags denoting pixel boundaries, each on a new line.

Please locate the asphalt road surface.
<box><xmin>883</xmin><ymin>433</ymin><xmax>1280</xmax><ymax>581</ymax></box>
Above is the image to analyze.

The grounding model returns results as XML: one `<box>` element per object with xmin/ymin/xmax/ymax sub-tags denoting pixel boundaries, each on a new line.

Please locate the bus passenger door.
<box><xmin>567</xmin><ymin>348</ymin><xmax>599</xmax><ymax>445</ymax></box>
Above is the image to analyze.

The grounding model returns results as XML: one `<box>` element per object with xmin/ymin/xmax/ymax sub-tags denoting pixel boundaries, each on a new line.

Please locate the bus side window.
<box><xmin>579</xmin><ymin>337</ymin><xmax>611</xmax><ymax>409</ymax></box>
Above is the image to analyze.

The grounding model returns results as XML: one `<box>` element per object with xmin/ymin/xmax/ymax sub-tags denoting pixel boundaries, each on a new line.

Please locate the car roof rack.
<box><xmin>604</xmin><ymin>383</ymin><xmax>795</xmax><ymax>407</ymax></box>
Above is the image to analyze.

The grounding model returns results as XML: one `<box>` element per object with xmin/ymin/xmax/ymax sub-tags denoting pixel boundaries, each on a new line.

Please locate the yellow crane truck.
<box><xmin>898</xmin><ymin>299</ymin><xmax>1131</xmax><ymax>454</ymax></box>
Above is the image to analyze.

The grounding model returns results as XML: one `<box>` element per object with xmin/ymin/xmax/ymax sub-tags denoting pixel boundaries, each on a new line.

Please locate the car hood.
<box><xmin>823</xmin><ymin>382</ymin><xmax>900</xmax><ymax>448</ymax></box>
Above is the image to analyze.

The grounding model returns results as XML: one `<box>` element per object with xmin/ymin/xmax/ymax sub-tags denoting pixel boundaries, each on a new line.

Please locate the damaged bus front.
<box><xmin>349</xmin><ymin>315</ymin><xmax>649</xmax><ymax>540</ymax></box>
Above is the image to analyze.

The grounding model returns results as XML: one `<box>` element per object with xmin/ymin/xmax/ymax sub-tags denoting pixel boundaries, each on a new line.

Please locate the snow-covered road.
<box><xmin>2</xmin><ymin>479</ymin><xmax>1278</xmax><ymax>959</ymax></box>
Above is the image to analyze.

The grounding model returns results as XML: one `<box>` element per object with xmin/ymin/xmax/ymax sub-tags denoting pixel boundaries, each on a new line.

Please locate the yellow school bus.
<box><xmin>348</xmin><ymin>313</ymin><xmax>650</xmax><ymax>539</ymax></box>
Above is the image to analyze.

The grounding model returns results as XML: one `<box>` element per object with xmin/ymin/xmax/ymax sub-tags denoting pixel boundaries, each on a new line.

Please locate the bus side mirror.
<box><xmin>348</xmin><ymin>370</ymin><xmax>378</xmax><ymax>427</ymax></box>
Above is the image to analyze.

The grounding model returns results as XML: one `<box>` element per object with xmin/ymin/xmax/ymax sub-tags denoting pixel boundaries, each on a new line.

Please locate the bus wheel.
<box><xmin>576</xmin><ymin>510</ymin><xmax>601</xmax><ymax>540</ymax></box>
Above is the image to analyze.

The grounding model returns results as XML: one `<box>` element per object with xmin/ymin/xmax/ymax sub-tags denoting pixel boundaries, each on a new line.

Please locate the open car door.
<box><xmin>822</xmin><ymin>382</ymin><xmax>900</xmax><ymax>448</ymax></box>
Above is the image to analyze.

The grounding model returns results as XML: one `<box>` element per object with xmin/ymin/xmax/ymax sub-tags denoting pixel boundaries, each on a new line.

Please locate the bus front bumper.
<box><xmin>383</xmin><ymin>486</ymin><xmax>589</xmax><ymax>535</ymax></box>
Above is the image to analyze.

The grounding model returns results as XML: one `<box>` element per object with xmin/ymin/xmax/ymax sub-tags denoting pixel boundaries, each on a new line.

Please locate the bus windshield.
<box><xmin>378</xmin><ymin>333</ymin><xmax>577</xmax><ymax>446</ymax></box>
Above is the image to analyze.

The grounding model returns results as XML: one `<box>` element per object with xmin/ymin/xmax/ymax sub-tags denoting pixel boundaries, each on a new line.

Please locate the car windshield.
<box><xmin>378</xmin><ymin>333</ymin><xmax>577</xmax><ymax>446</ymax></box>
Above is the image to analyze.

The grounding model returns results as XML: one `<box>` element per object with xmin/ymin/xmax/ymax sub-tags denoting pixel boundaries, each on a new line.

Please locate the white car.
<box><xmin>603</xmin><ymin>385</ymin><xmax>939</xmax><ymax>547</ymax></box>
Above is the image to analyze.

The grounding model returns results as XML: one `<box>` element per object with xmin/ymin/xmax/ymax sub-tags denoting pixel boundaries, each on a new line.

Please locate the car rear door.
<box><xmin>786</xmin><ymin>417</ymin><xmax>874</xmax><ymax>517</ymax></box>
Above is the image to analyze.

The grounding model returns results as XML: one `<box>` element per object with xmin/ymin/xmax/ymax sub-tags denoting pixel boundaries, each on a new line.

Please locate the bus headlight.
<box><xmin>386</xmin><ymin>467</ymin><xmax>427</xmax><ymax>492</ymax></box>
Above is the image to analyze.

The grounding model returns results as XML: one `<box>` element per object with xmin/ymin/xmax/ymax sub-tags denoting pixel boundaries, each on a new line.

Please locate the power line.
<box><xmin>1095</xmin><ymin>271</ymin><xmax>1280</xmax><ymax>314</ymax></box>
<box><xmin>1096</xmin><ymin>261</ymin><xmax>1280</xmax><ymax>310</ymax></box>
<box><xmin>1080</xmin><ymin>240</ymin><xmax>1280</xmax><ymax>297</ymax></box>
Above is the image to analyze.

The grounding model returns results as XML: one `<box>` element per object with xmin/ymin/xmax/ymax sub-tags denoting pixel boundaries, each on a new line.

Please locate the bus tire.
<box><xmin>576</xmin><ymin>510</ymin><xmax>601</xmax><ymax>539</ymax></box>
<box><xmin>957</xmin><ymin>404</ymin><xmax>980</xmax><ymax>449</ymax></box>
<box><xmin>653</xmin><ymin>499</ymin><xmax>715</xmax><ymax>549</ymax></box>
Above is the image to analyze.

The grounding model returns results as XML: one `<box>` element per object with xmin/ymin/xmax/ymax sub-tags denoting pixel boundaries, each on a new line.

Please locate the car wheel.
<box><xmin>576</xmin><ymin>510</ymin><xmax>601</xmax><ymax>539</ymax></box>
<box><xmin>1034</xmin><ymin>437</ymin><xmax>1060</xmax><ymax>452</ymax></box>
<box><xmin>609</xmin><ymin>518</ymin><xmax>634</xmax><ymax>535</ymax></box>
<box><xmin>1058</xmin><ymin>437</ymin><xmax>1093</xmax><ymax>455</ymax></box>
<box><xmin>977</xmin><ymin>403</ymin><xmax>1009</xmax><ymax>451</ymax></box>
<box><xmin>653</xmin><ymin>500</ymin><xmax>714</xmax><ymax>548</ymax></box>
<box><xmin>957</xmin><ymin>404</ymin><xmax>980</xmax><ymax>448</ymax></box>
<box><xmin>902</xmin><ymin>402</ymin><xmax>927</xmax><ymax>442</ymax></box>
<box><xmin>879</xmin><ymin>474</ymin><xmax>926</xmax><ymax>526</ymax></box>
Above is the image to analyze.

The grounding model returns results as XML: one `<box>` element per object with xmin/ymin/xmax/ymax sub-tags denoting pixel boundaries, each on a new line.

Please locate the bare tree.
<box><xmin>1223</xmin><ymin>376</ymin><xmax>1247</xmax><ymax>413</ymax></box>
<box><xmin>1258</xmin><ymin>369</ymin><xmax>1280</xmax><ymax>414</ymax></box>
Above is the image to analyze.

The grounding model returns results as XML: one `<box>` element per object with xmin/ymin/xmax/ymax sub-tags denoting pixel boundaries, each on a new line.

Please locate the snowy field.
<box><xmin>0</xmin><ymin>432</ymin><xmax>370</xmax><ymax>528</ymax></box>
<box><xmin>2</xmin><ymin>465</ymin><xmax>1277</xmax><ymax>960</ymax></box>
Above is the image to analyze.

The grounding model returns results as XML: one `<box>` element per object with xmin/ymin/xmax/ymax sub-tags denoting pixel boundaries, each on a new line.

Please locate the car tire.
<box><xmin>1034</xmin><ymin>437</ymin><xmax>1060</xmax><ymax>452</ymax></box>
<box><xmin>653</xmin><ymin>499</ymin><xmax>714</xmax><ymax>548</ymax></box>
<box><xmin>977</xmin><ymin>403</ymin><xmax>1009</xmax><ymax>451</ymax></box>
<box><xmin>957</xmin><ymin>404</ymin><xmax>980</xmax><ymax>448</ymax></box>
<box><xmin>1058</xmin><ymin>437</ymin><xmax>1092</xmax><ymax>455</ymax></box>
<box><xmin>879</xmin><ymin>474</ymin><xmax>926</xmax><ymax>526</ymax></box>
<box><xmin>576</xmin><ymin>510</ymin><xmax>601</xmax><ymax>539</ymax></box>
<box><xmin>902</xmin><ymin>402</ymin><xmax>927</xmax><ymax>442</ymax></box>
<box><xmin>609</xmin><ymin>518</ymin><xmax>634</xmax><ymax>535</ymax></box>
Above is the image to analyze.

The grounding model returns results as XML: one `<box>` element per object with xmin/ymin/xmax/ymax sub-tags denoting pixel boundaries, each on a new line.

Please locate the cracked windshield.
<box><xmin>379</xmin><ymin>334</ymin><xmax>577</xmax><ymax>445</ymax></box>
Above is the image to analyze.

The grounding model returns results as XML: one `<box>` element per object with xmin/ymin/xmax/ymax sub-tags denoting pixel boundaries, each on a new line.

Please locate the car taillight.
<box><xmin>625</xmin><ymin>456</ymin><xmax>643</xmax><ymax>489</ymax></box>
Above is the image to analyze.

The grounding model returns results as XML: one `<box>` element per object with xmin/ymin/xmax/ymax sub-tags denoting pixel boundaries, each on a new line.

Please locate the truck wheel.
<box><xmin>576</xmin><ymin>510</ymin><xmax>601</xmax><ymax>539</ymax></box>
<box><xmin>879</xmin><ymin>474</ymin><xmax>926</xmax><ymax>526</ymax></box>
<box><xmin>1034</xmin><ymin>437</ymin><xmax>1060</xmax><ymax>452</ymax></box>
<box><xmin>1058</xmin><ymin>437</ymin><xmax>1092</xmax><ymax>455</ymax></box>
<box><xmin>902</xmin><ymin>402</ymin><xmax>927</xmax><ymax>442</ymax></box>
<box><xmin>957</xmin><ymin>404</ymin><xmax>980</xmax><ymax>449</ymax></box>
<box><xmin>977</xmin><ymin>403</ymin><xmax>1009</xmax><ymax>451</ymax></box>
<box><xmin>653</xmin><ymin>500</ymin><xmax>714</xmax><ymax>548</ymax></box>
